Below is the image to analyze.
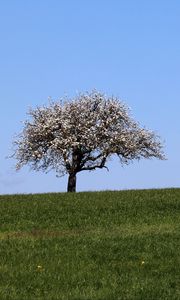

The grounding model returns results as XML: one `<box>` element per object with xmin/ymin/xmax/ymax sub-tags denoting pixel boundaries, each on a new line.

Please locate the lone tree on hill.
<box><xmin>13</xmin><ymin>91</ymin><xmax>165</xmax><ymax>192</ymax></box>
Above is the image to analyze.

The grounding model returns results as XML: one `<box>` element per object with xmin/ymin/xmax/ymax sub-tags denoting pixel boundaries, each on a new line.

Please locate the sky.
<box><xmin>0</xmin><ymin>0</ymin><xmax>180</xmax><ymax>194</ymax></box>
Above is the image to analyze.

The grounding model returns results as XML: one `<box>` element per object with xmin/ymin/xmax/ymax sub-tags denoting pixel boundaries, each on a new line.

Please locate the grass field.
<box><xmin>0</xmin><ymin>189</ymin><xmax>179</xmax><ymax>300</ymax></box>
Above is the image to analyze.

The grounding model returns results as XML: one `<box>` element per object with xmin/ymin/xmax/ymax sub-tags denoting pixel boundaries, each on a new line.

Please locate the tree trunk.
<box><xmin>67</xmin><ymin>173</ymin><xmax>76</xmax><ymax>192</ymax></box>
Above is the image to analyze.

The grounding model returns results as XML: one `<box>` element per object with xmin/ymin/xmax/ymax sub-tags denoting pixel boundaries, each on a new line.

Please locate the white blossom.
<box><xmin>12</xmin><ymin>90</ymin><xmax>165</xmax><ymax>192</ymax></box>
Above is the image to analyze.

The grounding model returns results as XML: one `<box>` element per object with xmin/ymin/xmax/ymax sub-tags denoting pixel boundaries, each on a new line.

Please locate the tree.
<box><xmin>13</xmin><ymin>91</ymin><xmax>165</xmax><ymax>192</ymax></box>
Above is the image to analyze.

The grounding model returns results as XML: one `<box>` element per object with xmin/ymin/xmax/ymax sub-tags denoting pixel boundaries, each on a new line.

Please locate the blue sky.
<box><xmin>0</xmin><ymin>0</ymin><xmax>179</xmax><ymax>194</ymax></box>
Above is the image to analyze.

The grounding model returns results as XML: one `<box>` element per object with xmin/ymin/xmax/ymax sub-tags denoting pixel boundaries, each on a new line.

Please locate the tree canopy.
<box><xmin>13</xmin><ymin>91</ymin><xmax>165</xmax><ymax>192</ymax></box>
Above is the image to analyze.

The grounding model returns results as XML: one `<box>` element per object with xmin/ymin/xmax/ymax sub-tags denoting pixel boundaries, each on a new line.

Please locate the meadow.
<box><xmin>0</xmin><ymin>189</ymin><xmax>179</xmax><ymax>300</ymax></box>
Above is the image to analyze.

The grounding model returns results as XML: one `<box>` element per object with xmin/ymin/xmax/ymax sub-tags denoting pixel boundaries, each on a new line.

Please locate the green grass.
<box><xmin>0</xmin><ymin>189</ymin><xmax>179</xmax><ymax>300</ymax></box>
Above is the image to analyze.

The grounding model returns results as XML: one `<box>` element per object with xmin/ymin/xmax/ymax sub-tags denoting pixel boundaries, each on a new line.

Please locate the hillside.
<box><xmin>0</xmin><ymin>189</ymin><xmax>179</xmax><ymax>299</ymax></box>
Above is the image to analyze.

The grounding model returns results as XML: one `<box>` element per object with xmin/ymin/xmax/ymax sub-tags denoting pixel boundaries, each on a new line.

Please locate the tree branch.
<box><xmin>81</xmin><ymin>153</ymin><xmax>102</xmax><ymax>164</ymax></box>
<box><xmin>80</xmin><ymin>156</ymin><xmax>108</xmax><ymax>172</ymax></box>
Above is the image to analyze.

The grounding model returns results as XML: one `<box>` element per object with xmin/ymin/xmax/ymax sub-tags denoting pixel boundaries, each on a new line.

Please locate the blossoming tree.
<box><xmin>13</xmin><ymin>91</ymin><xmax>165</xmax><ymax>192</ymax></box>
